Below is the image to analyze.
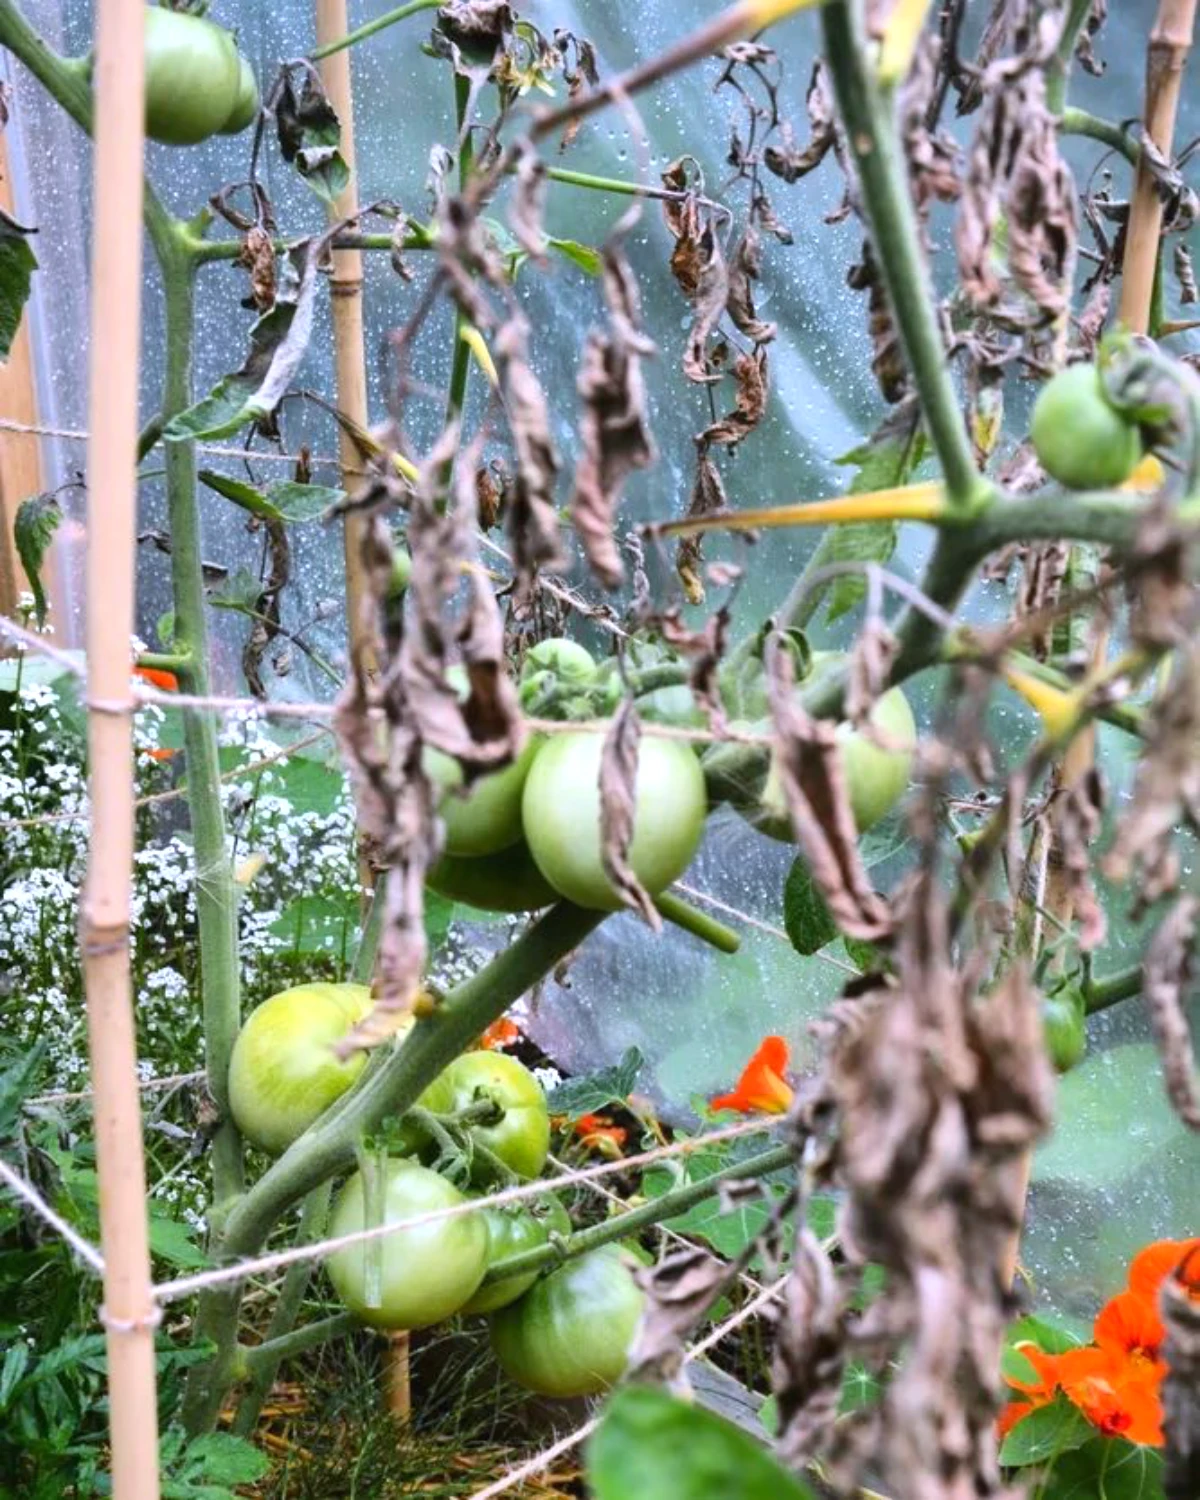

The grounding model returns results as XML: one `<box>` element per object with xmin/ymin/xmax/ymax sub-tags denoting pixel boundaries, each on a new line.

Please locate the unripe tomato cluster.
<box><xmin>141</xmin><ymin>7</ymin><xmax>259</xmax><ymax>146</ymax></box>
<box><xmin>227</xmin><ymin>983</ymin><xmax>644</xmax><ymax>1395</ymax></box>
<box><xmin>1030</xmin><ymin>361</ymin><xmax>1143</xmax><ymax>491</ymax></box>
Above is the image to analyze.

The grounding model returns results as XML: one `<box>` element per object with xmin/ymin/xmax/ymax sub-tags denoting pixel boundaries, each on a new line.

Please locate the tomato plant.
<box><xmin>489</xmin><ymin>1245</ymin><xmax>645</xmax><ymax>1397</ymax></box>
<box><xmin>439</xmin><ymin>1051</ymin><xmax>551</xmax><ymax>1182</ymax></box>
<box><xmin>425</xmin><ymin>839</ymin><xmax>558</xmax><ymax>913</ymax></box>
<box><xmin>1030</xmin><ymin>363</ymin><xmax>1142</xmax><ymax>491</ymax></box>
<box><xmin>325</xmin><ymin>1159</ymin><xmax>489</xmax><ymax>1330</ymax></box>
<box><xmin>521</xmin><ymin>730</ymin><xmax>707</xmax><ymax>910</ymax></box>
<box><xmin>227</xmin><ymin>983</ymin><xmax>374</xmax><ymax>1155</ymax></box>
<box><xmin>141</xmin><ymin>8</ymin><xmax>254</xmax><ymax>146</ymax></box>
<box><xmin>460</xmin><ymin>1193</ymin><xmax>571</xmax><ymax>1314</ymax></box>
<box><xmin>425</xmin><ymin>738</ymin><xmax>540</xmax><ymax>858</ymax></box>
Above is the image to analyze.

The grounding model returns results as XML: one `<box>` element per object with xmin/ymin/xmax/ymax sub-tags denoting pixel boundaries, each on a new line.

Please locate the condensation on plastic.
<box><xmin>6</xmin><ymin>0</ymin><xmax>1198</xmax><ymax>1316</ymax></box>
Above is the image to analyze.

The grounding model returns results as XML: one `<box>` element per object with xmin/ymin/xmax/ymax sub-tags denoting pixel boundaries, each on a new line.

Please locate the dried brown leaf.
<box><xmin>509</xmin><ymin>141</ymin><xmax>548</xmax><ymax>261</ymax></box>
<box><xmin>570</xmin><ymin>245</ymin><xmax>657</xmax><ymax>591</ymax></box>
<box><xmin>598</xmin><ymin>698</ymin><xmax>661</xmax><ymax>929</ymax></box>
<box><xmin>763</xmin><ymin>62</ymin><xmax>836</xmax><ymax>184</ymax></box>
<box><xmin>675</xmin><ymin>454</ymin><xmax>727</xmax><ymax>607</ymax></box>
<box><xmin>496</xmin><ymin>313</ymin><xmax>566</xmax><ymax>601</ymax></box>
<box><xmin>695</xmin><ymin>349</ymin><xmax>769</xmax><ymax>450</ymax></box>
<box><xmin>765</xmin><ymin>638</ymin><xmax>892</xmax><ymax>944</ymax></box>
<box><xmin>771</xmin><ymin>1227</ymin><xmax>846</xmax><ymax>1467</ymax></box>
<box><xmin>660</xmin><ymin>163</ymin><xmax>730</xmax><ymax>385</ymax></box>
<box><xmin>848</xmin><ymin>242</ymin><xmax>908</xmax><ymax>403</ymax></box>
<box><xmin>1142</xmin><ymin>896</ymin><xmax>1200</xmax><ymax>1130</ymax></box>
<box><xmin>627</xmin><ymin>1247</ymin><xmax>731</xmax><ymax>1386</ymax></box>
<box><xmin>726</xmin><ymin>226</ymin><xmax>776</xmax><ymax>346</ymax></box>
<box><xmin>237</xmin><ymin>225</ymin><xmax>276</xmax><ymax>312</ymax></box>
<box><xmin>1050</xmin><ymin>768</ymin><xmax>1107</xmax><ymax>952</ymax></box>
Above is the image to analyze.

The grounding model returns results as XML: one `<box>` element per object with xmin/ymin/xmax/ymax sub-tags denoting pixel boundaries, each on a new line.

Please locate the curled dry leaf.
<box><xmin>661</xmin><ymin>159</ymin><xmax>729</xmax><ymax>385</ymax></box>
<box><xmin>1161</xmin><ymin>1244</ymin><xmax>1200</xmax><ymax>1500</ymax></box>
<box><xmin>848</xmin><ymin>242</ymin><xmax>907</xmax><ymax>403</ymax></box>
<box><xmin>508</xmin><ymin>140</ymin><xmax>548</xmax><ymax>261</ymax></box>
<box><xmin>627</xmin><ymin>1246</ymin><xmax>731</xmax><ymax>1388</ymax></box>
<box><xmin>1074</xmin><ymin>0</ymin><xmax>1108</xmax><ymax>78</ymax></box>
<box><xmin>598</xmin><ymin>698</ymin><xmax>661</xmax><ymax>930</ymax></box>
<box><xmin>763</xmin><ymin>61</ymin><xmax>837</xmax><ymax>184</ymax></box>
<box><xmin>1049</xmin><ymin>768</ymin><xmax>1106</xmax><ymax>952</ymax></box>
<box><xmin>771</xmin><ymin>1226</ymin><xmax>846</xmax><ymax>1468</ymax></box>
<box><xmin>659</xmin><ymin>599</ymin><xmax>731</xmax><ymax>730</ymax></box>
<box><xmin>675</xmin><ymin>453</ymin><xmax>727</xmax><ymax>607</ymax></box>
<box><xmin>1141</xmin><ymin>896</ymin><xmax>1200</xmax><ymax>1130</ymax></box>
<box><xmin>237</xmin><ymin>225</ymin><xmax>276</xmax><ymax>312</ymax></box>
<box><xmin>1176</xmin><ymin>243</ymin><xmax>1198</xmax><ymax>306</ymax></box>
<box><xmin>570</xmin><ymin>245</ymin><xmax>657</xmax><ymax>591</ymax></box>
<box><xmin>898</xmin><ymin>35</ymin><xmax>960</xmax><ymax>224</ymax></box>
<box><xmin>495</xmin><ymin>313</ymin><xmax>566</xmax><ymax>602</ymax></box>
<box><xmin>764</xmin><ymin>637</ymin><xmax>891</xmax><ymax>945</ymax></box>
<box><xmin>695</xmin><ymin>349</ymin><xmax>769</xmax><ymax>451</ymax></box>
<box><xmin>554</xmin><ymin>29</ymin><xmax>598</xmax><ymax>153</ymax></box>
<box><xmin>241</xmin><ymin>519</ymin><xmax>290</xmax><ymax>700</ymax></box>
<box><xmin>726</xmin><ymin>226</ymin><xmax>776</xmax><ymax>347</ymax></box>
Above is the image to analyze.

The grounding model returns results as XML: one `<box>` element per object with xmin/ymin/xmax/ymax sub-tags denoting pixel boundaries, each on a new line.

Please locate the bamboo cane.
<box><xmin>79</xmin><ymin>0</ymin><xmax>160</xmax><ymax>1494</ymax></box>
<box><xmin>1117</xmin><ymin>0</ymin><xmax>1199</xmax><ymax>332</ymax></box>
<box><xmin>315</xmin><ymin>0</ymin><xmax>373</xmax><ymax>678</ymax></box>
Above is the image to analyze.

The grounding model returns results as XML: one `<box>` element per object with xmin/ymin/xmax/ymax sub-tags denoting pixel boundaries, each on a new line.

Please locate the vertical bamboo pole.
<box><xmin>314</xmin><ymin>0</ymin><xmax>413</xmax><ymax>1417</ymax></box>
<box><xmin>315</xmin><ymin>0</ymin><xmax>373</xmax><ymax>676</ymax></box>
<box><xmin>80</xmin><ymin>0</ymin><xmax>160</xmax><ymax>1494</ymax></box>
<box><xmin>1117</xmin><ymin>0</ymin><xmax>1198</xmax><ymax>331</ymax></box>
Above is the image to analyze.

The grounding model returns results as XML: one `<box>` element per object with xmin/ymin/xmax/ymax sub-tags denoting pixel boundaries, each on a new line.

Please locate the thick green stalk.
<box><xmin>1083</xmin><ymin>965</ymin><xmax>1141</xmax><ymax>1014</ymax></box>
<box><xmin>231</xmin><ymin>1181</ymin><xmax>334</xmax><ymax>1435</ymax></box>
<box><xmin>1047</xmin><ymin>0</ymin><xmax>1102</xmax><ymax>115</ymax></box>
<box><xmin>240</xmin><ymin>1311</ymin><xmax>359</xmax><ymax>1371</ymax></box>
<box><xmin>480</xmin><ymin>1141</ymin><xmax>793</xmax><ymax>1287</ymax></box>
<box><xmin>820</xmin><ymin>1</ymin><xmax>983</xmax><ymax>510</ymax></box>
<box><xmin>1060</xmin><ymin>107</ymin><xmax>1139</xmax><ymax>164</ymax></box>
<box><xmin>310</xmin><ymin>0</ymin><xmax>441</xmax><ymax>60</ymax></box>
<box><xmin>178</xmin><ymin>901</ymin><xmax>602</xmax><ymax>1432</ymax></box>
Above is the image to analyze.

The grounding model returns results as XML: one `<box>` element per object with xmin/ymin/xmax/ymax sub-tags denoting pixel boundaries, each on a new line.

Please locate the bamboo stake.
<box><xmin>79</xmin><ymin>0</ymin><xmax>160</xmax><ymax>1493</ymax></box>
<box><xmin>316</xmin><ymin>0</ymin><xmax>373</xmax><ymax>679</ymax></box>
<box><xmin>1117</xmin><ymin>0</ymin><xmax>1199</xmax><ymax>332</ymax></box>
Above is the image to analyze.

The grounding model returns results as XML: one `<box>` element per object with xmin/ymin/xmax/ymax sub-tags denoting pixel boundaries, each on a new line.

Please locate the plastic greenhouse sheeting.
<box><xmin>3</xmin><ymin>0</ymin><xmax>1197</xmax><ymax>1329</ymax></box>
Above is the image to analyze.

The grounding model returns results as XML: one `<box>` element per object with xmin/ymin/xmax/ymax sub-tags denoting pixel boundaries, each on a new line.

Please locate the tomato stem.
<box><xmin>653</xmin><ymin>891</ymin><xmax>741</xmax><ymax>955</ymax></box>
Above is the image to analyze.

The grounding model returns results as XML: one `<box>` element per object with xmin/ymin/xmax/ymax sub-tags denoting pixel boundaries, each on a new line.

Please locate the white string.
<box><xmin>152</xmin><ymin>1118</ymin><xmax>780</xmax><ymax>1304</ymax></box>
<box><xmin>673</xmin><ymin>881</ymin><xmax>859</xmax><ymax>977</ymax></box>
<box><xmin>27</xmin><ymin>1071</ymin><xmax>207</xmax><ymax>1107</ymax></box>
<box><xmin>0</xmin><ymin>1156</ymin><xmax>106</xmax><ymax>1273</ymax></box>
<box><xmin>467</xmin><ymin>1275</ymin><xmax>786</xmax><ymax>1500</ymax></box>
<box><xmin>0</xmin><ymin>415</ymin><xmax>348</xmax><ymax>469</ymax></box>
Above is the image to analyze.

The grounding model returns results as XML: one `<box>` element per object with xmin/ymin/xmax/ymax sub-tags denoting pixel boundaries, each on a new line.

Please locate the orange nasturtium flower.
<box><xmin>133</xmin><ymin>665</ymin><xmax>179</xmax><ymax>761</ymax></box>
<box><xmin>476</xmin><ymin>1016</ymin><xmax>520</xmax><ymax>1051</ymax></box>
<box><xmin>710</xmin><ymin>1036</ymin><xmax>794</xmax><ymax>1115</ymax></box>
<box><xmin>572</xmin><ymin>1113</ymin><xmax>628</xmax><ymax>1156</ymax></box>
<box><xmin>999</xmin><ymin>1236</ymin><xmax>1199</xmax><ymax>1450</ymax></box>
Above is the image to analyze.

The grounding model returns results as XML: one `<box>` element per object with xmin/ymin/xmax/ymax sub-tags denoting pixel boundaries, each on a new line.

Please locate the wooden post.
<box><xmin>79</xmin><ymin>0</ymin><xmax>160</xmax><ymax>1494</ymax></box>
<box><xmin>315</xmin><ymin>0</ymin><xmax>373</xmax><ymax>677</ymax></box>
<box><xmin>1118</xmin><ymin>0</ymin><xmax>1198</xmax><ymax>332</ymax></box>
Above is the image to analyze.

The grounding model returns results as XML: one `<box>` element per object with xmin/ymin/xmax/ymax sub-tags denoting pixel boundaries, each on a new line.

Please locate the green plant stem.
<box><xmin>239</xmin><ymin>1311</ymin><xmax>359</xmax><ymax>1372</ymax></box>
<box><xmin>309</xmin><ymin>0</ymin><xmax>441</xmax><ymax>60</ymax></box>
<box><xmin>653</xmin><ymin>890</ymin><xmax>741</xmax><ymax>954</ymax></box>
<box><xmin>1083</xmin><ymin>965</ymin><xmax>1141</xmax><ymax>1014</ymax></box>
<box><xmin>444</xmin><ymin>75</ymin><xmax>474</xmax><ymax>439</ymax></box>
<box><xmin>820</xmin><ymin>1</ymin><xmax>983</xmax><ymax>511</ymax></box>
<box><xmin>1060</xmin><ymin>107</ymin><xmax>1139</xmax><ymax>164</ymax></box>
<box><xmin>1046</xmin><ymin>0</ymin><xmax>1101</xmax><ymax>115</ymax></box>
<box><xmin>231</xmin><ymin>1181</ymin><xmax>333</xmax><ymax>1436</ymax></box>
<box><xmin>137</xmin><ymin>413</ymin><xmax>165</xmax><ymax>462</ymax></box>
<box><xmin>156</xmin><ymin>226</ymin><xmax>250</xmax><ymax>1436</ymax></box>
<box><xmin>481</xmin><ymin>1140</ymin><xmax>794</xmax><ymax>1286</ymax></box>
<box><xmin>189</xmin><ymin>228</ymin><xmax>435</xmax><ymax>265</ymax></box>
<box><xmin>180</xmin><ymin>901</ymin><xmax>602</xmax><ymax>1432</ymax></box>
<box><xmin>135</xmin><ymin>651</ymin><xmax>194</xmax><ymax>676</ymax></box>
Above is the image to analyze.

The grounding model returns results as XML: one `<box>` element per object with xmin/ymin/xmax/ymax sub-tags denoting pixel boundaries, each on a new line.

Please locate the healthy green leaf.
<box><xmin>783</xmin><ymin>858</ymin><xmax>837</xmax><ymax>955</ymax></box>
<box><xmin>0</xmin><ymin>1039</ymin><xmax>46</xmax><ymax>1142</ymax></box>
<box><xmin>545</xmin><ymin>1046</ymin><xmax>643</xmax><ymax>1117</ymax></box>
<box><xmin>642</xmin><ymin>1144</ymin><xmax>796</xmax><ymax>1261</ymax></box>
<box><xmin>999</xmin><ymin>1395</ymin><xmax>1095</xmax><ymax>1468</ymax></box>
<box><xmin>13</xmin><ymin>493</ymin><xmax>61</xmax><ymax>627</ymax></box>
<box><xmin>0</xmin><ymin>211</ymin><xmax>38</xmax><ymax>360</ymax></box>
<box><xmin>198</xmin><ymin>470</ymin><xmax>344</xmax><ymax>523</ymax></box>
<box><xmin>176</xmin><ymin>1432</ymin><xmax>270</xmax><ymax>1487</ymax></box>
<box><xmin>270</xmin><ymin>893</ymin><xmax>360</xmax><ymax>958</ymax></box>
<box><xmin>1036</xmin><ymin>1436</ymin><xmax>1166</xmax><ymax>1500</ymax></box>
<box><xmin>548</xmin><ymin>237</ymin><xmax>603</xmax><ymax>275</ymax></box>
<box><xmin>588</xmin><ymin>1386</ymin><xmax>817</xmax><ymax>1500</ymax></box>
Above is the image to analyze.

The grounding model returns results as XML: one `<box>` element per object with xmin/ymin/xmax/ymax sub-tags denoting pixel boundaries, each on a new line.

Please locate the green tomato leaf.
<box><xmin>174</xmin><ymin>1432</ymin><xmax>270</xmax><ymax>1487</ymax></box>
<box><xmin>198</xmin><ymin>470</ymin><xmax>344</xmax><ymax>523</ymax></box>
<box><xmin>546</xmin><ymin>1046</ymin><xmax>643</xmax><ymax>1118</ymax></box>
<box><xmin>1035</xmin><ymin>1436</ymin><xmax>1166</xmax><ymax>1500</ymax></box>
<box><xmin>165</xmin><ymin>239</ymin><xmax>327</xmax><ymax>443</ymax></box>
<box><xmin>13</xmin><ymin>492</ymin><xmax>61</xmax><ymax>627</ymax></box>
<box><xmin>803</xmin><ymin>402</ymin><xmax>926</xmax><ymax>624</ymax></box>
<box><xmin>783</xmin><ymin>858</ymin><xmax>837</xmax><ymax>955</ymax></box>
<box><xmin>588</xmin><ymin>1386</ymin><xmax>817</xmax><ymax>1500</ymax></box>
<box><xmin>548</xmin><ymin>237</ymin><xmax>603</xmax><ymax>276</ymax></box>
<box><xmin>269</xmin><ymin>893</ymin><xmax>361</xmax><ymax>958</ymax></box>
<box><xmin>0</xmin><ymin>209</ymin><xmax>38</xmax><ymax>360</ymax></box>
<box><xmin>999</xmin><ymin>1395</ymin><xmax>1095</xmax><ymax>1468</ymax></box>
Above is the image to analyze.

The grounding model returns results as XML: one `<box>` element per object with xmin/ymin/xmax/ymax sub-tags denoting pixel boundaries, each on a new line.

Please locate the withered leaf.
<box><xmin>495</xmin><ymin>314</ymin><xmax>566</xmax><ymax>601</ymax></box>
<box><xmin>508</xmin><ymin>140</ymin><xmax>548</xmax><ymax>261</ymax></box>
<box><xmin>771</xmin><ymin>1227</ymin><xmax>846</xmax><ymax>1466</ymax></box>
<box><xmin>1050</xmin><ymin>768</ymin><xmax>1107</xmax><ymax>953</ymax></box>
<box><xmin>763</xmin><ymin>62</ymin><xmax>836</xmax><ymax>184</ymax></box>
<box><xmin>627</xmin><ymin>1247</ymin><xmax>731</xmax><ymax>1386</ymax></box>
<box><xmin>765</xmin><ymin>638</ymin><xmax>891</xmax><ymax>945</ymax></box>
<box><xmin>675</xmin><ymin>453</ymin><xmax>727</xmax><ymax>607</ymax></box>
<box><xmin>570</xmin><ymin>246</ymin><xmax>657</xmax><ymax>591</ymax></box>
<box><xmin>598</xmin><ymin>698</ymin><xmax>661</xmax><ymax>930</ymax></box>
<box><xmin>660</xmin><ymin>162</ymin><xmax>729</xmax><ymax>385</ymax></box>
<box><xmin>237</xmin><ymin>225</ymin><xmax>276</xmax><ymax>312</ymax></box>
<box><xmin>555</xmin><ymin>29</ymin><xmax>598</xmax><ymax>153</ymax></box>
<box><xmin>1074</xmin><ymin>0</ymin><xmax>1108</xmax><ymax>78</ymax></box>
<box><xmin>659</xmin><ymin>599</ymin><xmax>731</xmax><ymax>729</ymax></box>
<box><xmin>726</xmin><ymin>226</ymin><xmax>776</xmax><ymax>346</ymax></box>
<box><xmin>695</xmin><ymin>349</ymin><xmax>768</xmax><ymax>450</ymax></box>
<box><xmin>1142</xmin><ymin>896</ymin><xmax>1200</xmax><ymax>1130</ymax></box>
<box><xmin>848</xmin><ymin>242</ymin><xmax>907</xmax><ymax>403</ymax></box>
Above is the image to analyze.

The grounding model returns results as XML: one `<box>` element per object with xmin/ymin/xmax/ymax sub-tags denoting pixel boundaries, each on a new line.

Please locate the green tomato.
<box><xmin>441</xmin><ymin>1051</ymin><xmax>551</xmax><ymax>1182</ymax></box>
<box><xmin>636</xmin><ymin>683</ymin><xmax>706</xmax><ymax>731</ymax></box>
<box><xmin>326</xmin><ymin>1160</ymin><xmax>489</xmax><ymax>1331</ymax></box>
<box><xmin>460</xmin><ymin>1194</ymin><xmax>571</xmax><ymax>1315</ymax></box>
<box><xmin>426</xmin><ymin>839</ymin><xmax>559</xmax><ymax>913</ymax></box>
<box><xmin>426</xmin><ymin>737</ymin><xmax>540</xmax><ymax>859</ymax></box>
<box><xmin>521</xmin><ymin>731</ymin><xmax>707</xmax><ymax>911</ymax></box>
<box><xmin>219</xmin><ymin>53</ymin><xmax>259</xmax><ymax>134</ymax></box>
<box><xmin>747</xmin><ymin>684</ymin><xmax>916</xmax><ymax>841</ymax></box>
<box><xmin>227</xmin><ymin>982</ymin><xmax>374</xmax><ymax>1155</ymax></box>
<box><xmin>143</xmin><ymin>8</ymin><xmax>243</xmax><ymax>146</ymax></box>
<box><xmin>489</xmin><ymin>1245</ymin><xmax>645</xmax><ymax>1398</ymax></box>
<box><xmin>521</xmin><ymin>638</ymin><xmax>597</xmax><ymax>686</ymax></box>
<box><xmin>1042</xmin><ymin>986</ymin><xmax>1088</xmax><ymax>1073</ymax></box>
<box><xmin>1031</xmin><ymin>363</ymin><xmax>1142</xmax><ymax>491</ymax></box>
